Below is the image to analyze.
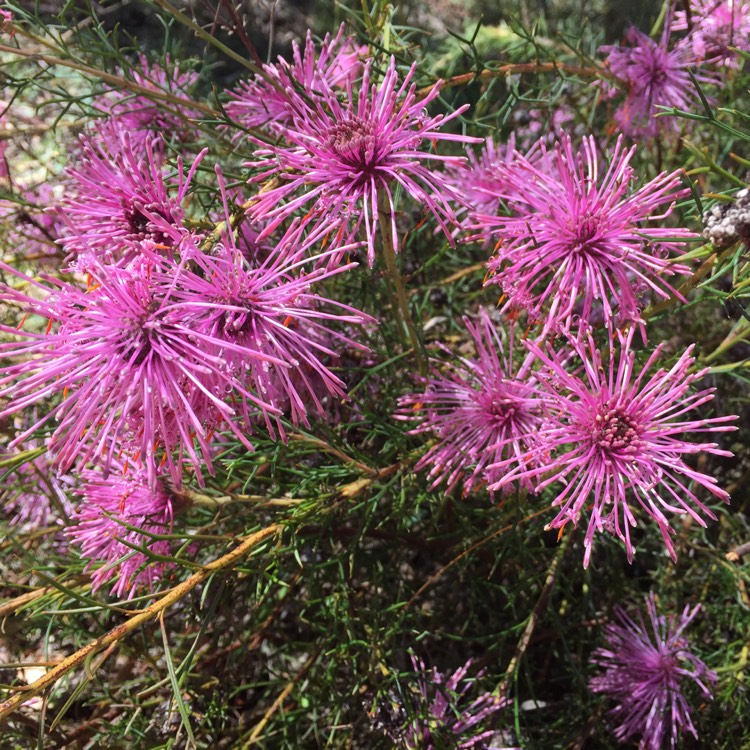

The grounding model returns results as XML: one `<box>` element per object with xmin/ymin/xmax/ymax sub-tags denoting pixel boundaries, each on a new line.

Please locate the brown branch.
<box><xmin>417</xmin><ymin>61</ymin><xmax>606</xmax><ymax>97</ymax></box>
<box><xmin>0</xmin><ymin>524</ymin><xmax>280</xmax><ymax>723</ymax></box>
<box><xmin>500</xmin><ymin>532</ymin><xmax>570</xmax><ymax>692</ymax></box>
<box><xmin>0</xmin><ymin>44</ymin><xmax>220</xmax><ymax>118</ymax></box>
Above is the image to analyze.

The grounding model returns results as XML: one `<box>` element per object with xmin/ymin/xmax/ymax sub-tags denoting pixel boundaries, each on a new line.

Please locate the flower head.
<box><xmin>247</xmin><ymin>57</ymin><xmax>480</xmax><ymax>267</ymax></box>
<box><xmin>100</xmin><ymin>54</ymin><xmax>201</xmax><ymax>147</ymax></box>
<box><xmin>0</xmin><ymin>253</ymin><xmax>277</xmax><ymax>487</ymax></box>
<box><xmin>673</xmin><ymin>0</ymin><xmax>750</xmax><ymax>66</ymax></box>
<box><xmin>445</xmin><ymin>134</ymin><xmax>543</xmax><ymax>217</ymax></box>
<box><xmin>490</xmin><ymin>328</ymin><xmax>736</xmax><ymax>565</ymax></box>
<box><xmin>226</xmin><ymin>24</ymin><xmax>365</xmax><ymax>132</ymax></box>
<box><xmin>60</xmin><ymin>127</ymin><xmax>204</xmax><ymax>268</ymax></box>
<box><xmin>600</xmin><ymin>26</ymin><xmax>717</xmax><ymax>138</ymax></box>
<box><xmin>67</xmin><ymin>465</ymin><xmax>178</xmax><ymax>598</ymax></box>
<box><xmin>400</xmin><ymin>656</ymin><xmax>513</xmax><ymax>750</ymax></box>
<box><xmin>590</xmin><ymin>594</ymin><xmax>716</xmax><ymax>749</ymax></box>
<box><xmin>397</xmin><ymin>311</ymin><xmax>544</xmax><ymax>496</ymax></box>
<box><xmin>1</xmin><ymin>443</ymin><xmax>74</xmax><ymax>529</ymax></box>
<box><xmin>480</xmin><ymin>135</ymin><xmax>692</xmax><ymax>336</ymax></box>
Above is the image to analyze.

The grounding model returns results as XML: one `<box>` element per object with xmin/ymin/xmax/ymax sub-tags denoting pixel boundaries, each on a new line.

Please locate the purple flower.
<box><xmin>0</xmin><ymin>253</ymin><xmax>280</xmax><ymax>487</ymax></box>
<box><xmin>590</xmin><ymin>594</ymin><xmax>717</xmax><ymax>749</ymax></box>
<box><xmin>0</xmin><ymin>182</ymin><xmax>67</xmax><ymax>265</ymax></box>
<box><xmin>490</xmin><ymin>328</ymin><xmax>737</xmax><ymax>566</ymax></box>
<box><xmin>396</xmin><ymin>310</ymin><xmax>544</xmax><ymax>496</ymax></box>
<box><xmin>0</xmin><ymin>7</ymin><xmax>13</xmax><ymax>35</ymax></box>
<box><xmin>0</xmin><ymin>190</ymin><xmax>373</xmax><ymax>486</ymax></box>
<box><xmin>67</xmin><ymin>465</ymin><xmax>179</xmax><ymax>598</ymax></box>
<box><xmin>100</xmin><ymin>53</ymin><xmax>201</xmax><ymax>146</ymax></box>
<box><xmin>226</xmin><ymin>24</ymin><xmax>365</xmax><ymax>132</ymax></box>
<box><xmin>401</xmin><ymin>656</ymin><xmax>513</xmax><ymax>750</ymax></box>
<box><xmin>445</xmin><ymin>135</ymin><xmax>544</xmax><ymax>217</ymax></box>
<box><xmin>60</xmin><ymin>126</ymin><xmax>205</xmax><ymax>268</ymax></box>
<box><xmin>673</xmin><ymin>0</ymin><xmax>750</xmax><ymax>66</ymax></box>
<box><xmin>166</xmin><ymin>204</ymin><xmax>376</xmax><ymax>440</ymax></box>
<box><xmin>1</xmin><ymin>443</ymin><xmax>74</xmax><ymax>530</ymax></box>
<box><xmin>600</xmin><ymin>26</ymin><xmax>717</xmax><ymax>138</ymax></box>
<box><xmin>480</xmin><ymin>135</ymin><xmax>692</xmax><ymax>336</ymax></box>
<box><xmin>247</xmin><ymin>57</ymin><xmax>480</xmax><ymax>267</ymax></box>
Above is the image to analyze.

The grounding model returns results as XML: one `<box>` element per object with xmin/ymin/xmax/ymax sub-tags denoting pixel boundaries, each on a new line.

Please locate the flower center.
<box><xmin>592</xmin><ymin>406</ymin><xmax>641</xmax><ymax>453</ymax></box>
<box><xmin>122</xmin><ymin>201</ymin><xmax>173</xmax><ymax>245</ymax></box>
<box><xmin>569</xmin><ymin>212</ymin><xmax>602</xmax><ymax>254</ymax></box>
<box><xmin>327</xmin><ymin>117</ymin><xmax>378</xmax><ymax>170</ymax></box>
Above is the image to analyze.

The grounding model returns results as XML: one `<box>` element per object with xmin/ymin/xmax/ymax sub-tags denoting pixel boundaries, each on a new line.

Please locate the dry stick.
<box><xmin>643</xmin><ymin>244</ymin><xmax>737</xmax><ymax>320</ymax></box>
<box><xmin>416</xmin><ymin>61</ymin><xmax>606</xmax><ymax>97</ymax></box>
<box><xmin>499</xmin><ymin>532</ymin><xmax>571</xmax><ymax>693</ymax></box>
<box><xmin>0</xmin><ymin>524</ymin><xmax>280</xmax><ymax>723</ymax></box>
<box><xmin>0</xmin><ymin>43</ymin><xmax>220</xmax><ymax>118</ymax></box>
<box><xmin>240</xmin><ymin>647</ymin><xmax>323</xmax><ymax>748</ymax></box>
<box><xmin>0</xmin><ymin>587</ymin><xmax>53</xmax><ymax>619</ymax></box>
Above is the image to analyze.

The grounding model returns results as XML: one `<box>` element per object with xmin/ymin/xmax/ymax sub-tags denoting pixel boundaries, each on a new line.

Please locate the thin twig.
<box><xmin>417</xmin><ymin>61</ymin><xmax>606</xmax><ymax>97</ymax></box>
<box><xmin>240</xmin><ymin>647</ymin><xmax>322</xmax><ymax>748</ymax></box>
<box><xmin>0</xmin><ymin>525</ymin><xmax>280</xmax><ymax>723</ymax></box>
<box><xmin>499</xmin><ymin>532</ymin><xmax>571</xmax><ymax>693</ymax></box>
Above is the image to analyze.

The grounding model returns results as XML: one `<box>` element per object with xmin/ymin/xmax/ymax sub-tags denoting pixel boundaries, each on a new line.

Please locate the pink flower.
<box><xmin>490</xmin><ymin>328</ymin><xmax>737</xmax><ymax>566</ymax></box>
<box><xmin>0</xmin><ymin>254</ymin><xmax>280</xmax><ymax>487</ymax></box>
<box><xmin>60</xmin><ymin>126</ymin><xmax>205</xmax><ymax>268</ymax></box>
<box><xmin>168</xmin><ymin>194</ymin><xmax>376</xmax><ymax>439</ymax></box>
<box><xmin>247</xmin><ymin>57</ymin><xmax>480</xmax><ymax>267</ymax></box>
<box><xmin>396</xmin><ymin>310</ymin><xmax>544</xmax><ymax>496</ymax></box>
<box><xmin>0</xmin><ymin>7</ymin><xmax>13</xmax><ymax>35</ymax></box>
<box><xmin>100</xmin><ymin>54</ymin><xmax>201</xmax><ymax>147</ymax></box>
<box><xmin>0</xmin><ymin>190</ymin><xmax>373</xmax><ymax>486</ymax></box>
<box><xmin>480</xmin><ymin>135</ymin><xmax>692</xmax><ymax>336</ymax></box>
<box><xmin>600</xmin><ymin>26</ymin><xmax>717</xmax><ymax>138</ymax></box>
<box><xmin>399</xmin><ymin>655</ymin><xmax>513</xmax><ymax>750</ymax></box>
<box><xmin>1</xmin><ymin>443</ymin><xmax>74</xmax><ymax>529</ymax></box>
<box><xmin>226</xmin><ymin>24</ymin><xmax>365</xmax><ymax>132</ymax></box>
<box><xmin>673</xmin><ymin>0</ymin><xmax>750</xmax><ymax>66</ymax></box>
<box><xmin>590</xmin><ymin>593</ymin><xmax>716</xmax><ymax>750</ymax></box>
<box><xmin>67</xmin><ymin>465</ymin><xmax>179</xmax><ymax>598</ymax></box>
<box><xmin>445</xmin><ymin>134</ymin><xmax>543</xmax><ymax>217</ymax></box>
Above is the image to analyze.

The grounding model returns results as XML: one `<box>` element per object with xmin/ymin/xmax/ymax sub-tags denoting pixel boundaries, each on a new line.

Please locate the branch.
<box><xmin>0</xmin><ymin>524</ymin><xmax>280</xmax><ymax>723</ymax></box>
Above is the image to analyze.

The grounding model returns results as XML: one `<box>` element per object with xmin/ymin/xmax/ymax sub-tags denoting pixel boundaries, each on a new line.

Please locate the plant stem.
<box><xmin>378</xmin><ymin>194</ymin><xmax>426</xmax><ymax>376</ymax></box>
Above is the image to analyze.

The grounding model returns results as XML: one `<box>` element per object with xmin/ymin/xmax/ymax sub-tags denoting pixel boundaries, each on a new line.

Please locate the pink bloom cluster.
<box><xmin>237</xmin><ymin>54</ymin><xmax>480</xmax><ymax>266</ymax></box>
<box><xmin>673</xmin><ymin>0</ymin><xmax>750</xmax><ymax>66</ymax></box>
<box><xmin>226</xmin><ymin>24</ymin><xmax>365</xmax><ymax>132</ymax></box>
<box><xmin>399</xmin><ymin>656</ymin><xmax>514</xmax><ymax>750</ymax></box>
<box><xmin>398</xmin><ymin>310</ymin><xmax>544</xmax><ymax>497</ymax></box>
<box><xmin>590</xmin><ymin>594</ymin><xmax>716</xmax><ymax>749</ymax></box>
<box><xmin>477</xmin><ymin>135</ymin><xmax>691</xmax><ymax>336</ymax></box>
<box><xmin>67</xmin><ymin>465</ymin><xmax>179</xmax><ymax>598</ymax></box>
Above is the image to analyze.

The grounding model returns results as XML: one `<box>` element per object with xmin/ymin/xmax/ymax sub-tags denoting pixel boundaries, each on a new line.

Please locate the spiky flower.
<box><xmin>0</xmin><ymin>253</ymin><xmax>279</xmax><ymax>488</ymax></box>
<box><xmin>101</xmin><ymin>53</ymin><xmax>201</xmax><ymax>146</ymax></box>
<box><xmin>489</xmin><ymin>327</ymin><xmax>736</xmax><ymax>566</ymax></box>
<box><xmin>1</xmin><ymin>443</ymin><xmax>74</xmax><ymax>529</ymax></box>
<box><xmin>480</xmin><ymin>135</ymin><xmax>692</xmax><ymax>336</ymax></box>
<box><xmin>226</xmin><ymin>24</ymin><xmax>365</xmax><ymax>132</ymax></box>
<box><xmin>445</xmin><ymin>135</ymin><xmax>543</xmax><ymax>217</ymax></box>
<box><xmin>60</xmin><ymin>127</ymin><xmax>204</xmax><ymax>268</ymax></box>
<box><xmin>600</xmin><ymin>26</ymin><xmax>716</xmax><ymax>138</ymax></box>
<box><xmin>67</xmin><ymin>465</ymin><xmax>179</xmax><ymax>598</ymax></box>
<box><xmin>590</xmin><ymin>594</ymin><xmax>716</xmax><ymax>750</ymax></box>
<box><xmin>167</xmin><ymin>205</ymin><xmax>375</xmax><ymax>439</ymax></box>
<box><xmin>400</xmin><ymin>656</ymin><xmax>513</xmax><ymax>750</ymax></box>
<box><xmin>397</xmin><ymin>311</ymin><xmax>544</xmax><ymax>496</ymax></box>
<box><xmin>673</xmin><ymin>0</ymin><xmax>750</xmax><ymax>66</ymax></box>
<box><xmin>248</xmin><ymin>57</ymin><xmax>480</xmax><ymax>267</ymax></box>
